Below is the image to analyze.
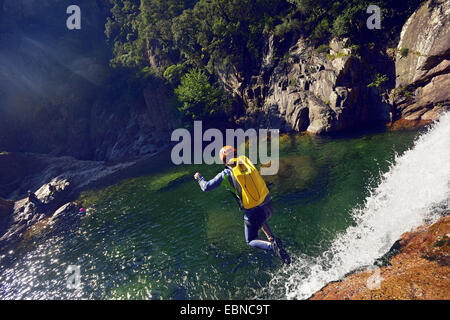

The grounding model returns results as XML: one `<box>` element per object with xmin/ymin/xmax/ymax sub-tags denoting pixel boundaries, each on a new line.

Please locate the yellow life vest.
<box><xmin>228</xmin><ymin>156</ymin><xmax>269</xmax><ymax>210</ymax></box>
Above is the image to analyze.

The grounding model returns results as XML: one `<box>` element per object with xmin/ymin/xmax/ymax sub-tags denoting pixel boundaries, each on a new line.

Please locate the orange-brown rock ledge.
<box><xmin>310</xmin><ymin>215</ymin><xmax>449</xmax><ymax>300</ymax></box>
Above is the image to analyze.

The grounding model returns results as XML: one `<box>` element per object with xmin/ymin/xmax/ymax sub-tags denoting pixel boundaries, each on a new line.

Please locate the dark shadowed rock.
<box><xmin>0</xmin><ymin>0</ymin><xmax>177</xmax><ymax>162</ymax></box>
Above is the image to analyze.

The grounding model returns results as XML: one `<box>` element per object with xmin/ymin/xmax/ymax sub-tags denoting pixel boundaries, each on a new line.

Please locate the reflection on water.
<box><xmin>0</xmin><ymin>129</ymin><xmax>421</xmax><ymax>299</ymax></box>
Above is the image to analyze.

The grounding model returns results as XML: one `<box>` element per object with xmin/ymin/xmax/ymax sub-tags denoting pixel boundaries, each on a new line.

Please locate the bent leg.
<box><xmin>244</xmin><ymin>220</ymin><xmax>273</xmax><ymax>251</ymax></box>
<box><xmin>261</xmin><ymin>222</ymin><xmax>274</xmax><ymax>242</ymax></box>
<box><xmin>248</xmin><ymin>239</ymin><xmax>272</xmax><ymax>251</ymax></box>
<box><xmin>261</xmin><ymin>200</ymin><xmax>275</xmax><ymax>242</ymax></box>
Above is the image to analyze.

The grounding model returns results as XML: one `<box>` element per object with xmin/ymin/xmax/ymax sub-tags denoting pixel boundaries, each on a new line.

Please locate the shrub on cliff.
<box><xmin>368</xmin><ymin>73</ymin><xmax>389</xmax><ymax>88</ymax></box>
<box><xmin>174</xmin><ymin>68</ymin><xmax>224</xmax><ymax>121</ymax></box>
<box><xmin>400</xmin><ymin>47</ymin><xmax>410</xmax><ymax>57</ymax></box>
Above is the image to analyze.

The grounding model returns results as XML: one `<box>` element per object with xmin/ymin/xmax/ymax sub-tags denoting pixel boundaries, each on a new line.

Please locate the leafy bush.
<box><xmin>174</xmin><ymin>68</ymin><xmax>223</xmax><ymax>120</ymax></box>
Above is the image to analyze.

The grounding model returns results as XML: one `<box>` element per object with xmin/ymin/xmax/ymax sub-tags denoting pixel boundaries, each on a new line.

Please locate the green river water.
<box><xmin>0</xmin><ymin>129</ymin><xmax>422</xmax><ymax>299</ymax></box>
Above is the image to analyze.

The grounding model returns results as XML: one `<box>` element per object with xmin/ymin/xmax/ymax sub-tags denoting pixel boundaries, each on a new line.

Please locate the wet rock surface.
<box><xmin>310</xmin><ymin>214</ymin><xmax>450</xmax><ymax>300</ymax></box>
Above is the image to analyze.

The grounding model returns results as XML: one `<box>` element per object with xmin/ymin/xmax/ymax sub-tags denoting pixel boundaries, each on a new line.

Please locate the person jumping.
<box><xmin>194</xmin><ymin>145</ymin><xmax>290</xmax><ymax>264</ymax></box>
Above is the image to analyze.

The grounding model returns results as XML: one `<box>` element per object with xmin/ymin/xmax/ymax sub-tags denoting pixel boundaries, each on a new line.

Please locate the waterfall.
<box><xmin>270</xmin><ymin>112</ymin><xmax>450</xmax><ymax>300</ymax></box>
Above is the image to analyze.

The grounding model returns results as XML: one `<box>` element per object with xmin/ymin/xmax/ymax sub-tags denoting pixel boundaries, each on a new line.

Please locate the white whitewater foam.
<box><xmin>271</xmin><ymin>112</ymin><xmax>450</xmax><ymax>300</ymax></box>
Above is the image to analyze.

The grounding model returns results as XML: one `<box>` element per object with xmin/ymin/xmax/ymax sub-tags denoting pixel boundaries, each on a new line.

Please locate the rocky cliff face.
<box><xmin>88</xmin><ymin>82</ymin><xmax>178</xmax><ymax>162</ymax></box>
<box><xmin>221</xmin><ymin>0</ymin><xmax>449</xmax><ymax>133</ymax></box>
<box><xmin>227</xmin><ymin>37</ymin><xmax>389</xmax><ymax>134</ymax></box>
<box><xmin>391</xmin><ymin>0</ymin><xmax>450</xmax><ymax>122</ymax></box>
<box><xmin>310</xmin><ymin>214</ymin><xmax>450</xmax><ymax>300</ymax></box>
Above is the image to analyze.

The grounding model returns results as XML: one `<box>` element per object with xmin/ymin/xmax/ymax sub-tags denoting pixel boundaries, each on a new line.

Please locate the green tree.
<box><xmin>172</xmin><ymin>0</ymin><xmax>289</xmax><ymax>74</ymax></box>
<box><xmin>174</xmin><ymin>68</ymin><xmax>223</xmax><ymax>120</ymax></box>
<box><xmin>106</xmin><ymin>0</ymin><xmax>194</xmax><ymax>71</ymax></box>
<box><xmin>105</xmin><ymin>0</ymin><xmax>145</xmax><ymax>68</ymax></box>
<box><xmin>171</xmin><ymin>8</ymin><xmax>203</xmax><ymax>67</ymax></box>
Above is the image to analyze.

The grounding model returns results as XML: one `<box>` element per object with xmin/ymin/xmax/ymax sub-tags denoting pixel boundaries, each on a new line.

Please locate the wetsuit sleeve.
<box><xmin>196</xmin><ymin>168</ymin><xmax>230</xmax><ymax>192</ymax></box>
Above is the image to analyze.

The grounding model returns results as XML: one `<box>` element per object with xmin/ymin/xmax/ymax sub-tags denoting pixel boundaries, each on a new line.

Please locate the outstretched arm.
<box><xmin>194</xmin><ymin>169</ymin><xmax>228</xmax><ymax>192</ymax></box>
